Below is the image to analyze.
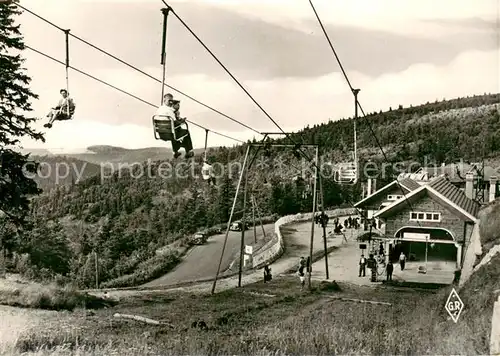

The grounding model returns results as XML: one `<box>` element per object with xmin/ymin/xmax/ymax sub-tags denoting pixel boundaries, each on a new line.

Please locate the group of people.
<box><xmin>343</xmin><ymin>216</ymin><xmax>360</xmax><ymax>229</ymax></box>
<box><xmin>358</xmin><ymin>243</ymin><xmax>407</xmax><ymax>282</ymax></box>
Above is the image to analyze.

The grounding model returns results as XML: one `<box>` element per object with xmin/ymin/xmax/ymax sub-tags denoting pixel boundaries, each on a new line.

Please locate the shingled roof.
<box><xmin>374</xmin><ymin>175</ymin><xmax>480</xmax><ymax>222</ymax></box>
<box><xmin>399</xmin><ymin>177</ymin><xmax>421</xmax><ymax>191</ymax></box>
<box><xmin>428</xmin><ymin>176</ymin><xmax>480</xmax><ymax>218</ymax></box>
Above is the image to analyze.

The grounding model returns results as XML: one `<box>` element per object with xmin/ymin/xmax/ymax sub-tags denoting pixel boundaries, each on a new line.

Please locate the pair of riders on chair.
<box><xmin>155</xmin><ymin>93</ymin><xmax>194</xmax><ymax>159</ymax></box>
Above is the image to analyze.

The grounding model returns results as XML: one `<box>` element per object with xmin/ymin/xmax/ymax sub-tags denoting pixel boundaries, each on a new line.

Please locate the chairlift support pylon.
<box><xmin>211</xmin><ymin>135</ymin><xmax>321</xmax><ymax>294</ymax></box>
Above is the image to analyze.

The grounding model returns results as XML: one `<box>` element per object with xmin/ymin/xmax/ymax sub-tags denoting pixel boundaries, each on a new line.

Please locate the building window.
<box><xmin>387</xmin><ymin>194</ymin><xmax>403</xmax><ymax>201</ymax></box>
<box><xmin>409</xmin><ymin>211</ymin><xmax>441</xmax><ymax>222</ymax></box>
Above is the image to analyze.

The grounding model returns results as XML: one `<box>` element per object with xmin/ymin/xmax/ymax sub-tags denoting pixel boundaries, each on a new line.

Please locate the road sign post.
<box><xmin>445</xmin><ymin>288</ymin><xmax>464</xmax><ymax>323</ymax></box>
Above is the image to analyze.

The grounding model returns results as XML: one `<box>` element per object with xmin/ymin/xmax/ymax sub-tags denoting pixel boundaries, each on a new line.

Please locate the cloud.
<box><xmin>13</xmin><ymin>0</ymin><xmax>500</xmax><ymax>151</ymax></box>
<box><xmin>19</xmin><ymin>48</ymin><xmax>500</xmax><ymax>151</ymax></box>
<box><xmin>18</xmin><ymin>0</ymin><xmax>498</xmax><ymax>82</ymax></box>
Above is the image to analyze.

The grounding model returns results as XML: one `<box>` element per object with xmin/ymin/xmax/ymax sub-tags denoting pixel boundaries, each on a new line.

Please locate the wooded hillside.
<box><xmin>12</xmin><ymin>93</ymin><xmax>500</xmax><ymax>287</ymax></box>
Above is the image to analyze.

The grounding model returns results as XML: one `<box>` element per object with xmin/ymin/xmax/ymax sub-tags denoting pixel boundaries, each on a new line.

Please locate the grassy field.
<box><xmin>2</xmin><ymin>267</ymin><xmax>494</xmax><ymax>356</ymax></box>
<box><xmin>0</xmin><ymin>277</ymin><xmax>114</xmax><ymax>312</ymax></box>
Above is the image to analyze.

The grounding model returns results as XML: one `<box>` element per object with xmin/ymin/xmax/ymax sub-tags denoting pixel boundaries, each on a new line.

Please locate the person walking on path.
<box><xmin>399</xmin><ymin>252</ymin><xmax>406</xmax><ymax>271</ymax></box>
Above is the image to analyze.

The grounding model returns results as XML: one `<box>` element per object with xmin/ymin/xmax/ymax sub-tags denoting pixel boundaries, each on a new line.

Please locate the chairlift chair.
<box><xmin>152</xmin><ymin>114</ymin><xmax>189</xmax><ymax>142</ymax></box>
<box><xmin>334</xmin><ymin>162</ymin><xmax>358</xmax><ymax>185</ymax></box>
<box><xmin>153</xmin><ymin>10</ymin><xmax>191</xmax><ymax>146</ymax></box>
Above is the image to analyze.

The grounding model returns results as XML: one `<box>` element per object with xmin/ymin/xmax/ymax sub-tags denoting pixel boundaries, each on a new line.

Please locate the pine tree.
<box><xmin>0</xmin><ymin>2</ymin><xmax>44</xmax><ymax>226</ymax></box>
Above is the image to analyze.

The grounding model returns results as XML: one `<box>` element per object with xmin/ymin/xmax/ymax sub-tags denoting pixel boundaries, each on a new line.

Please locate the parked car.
<box><xmin>229</xmin><ymin>221</ymin><xmax>249</xmax><ymax>231</ymax></box>
<box><xmin>190</xmin><ymin>232</ymin><xmax>208</xmax><ymax>245</ymax></box>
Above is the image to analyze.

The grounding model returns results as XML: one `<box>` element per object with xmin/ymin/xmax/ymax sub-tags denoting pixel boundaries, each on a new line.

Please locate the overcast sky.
<box><xmin>15</xmin><ymin>0</ymin><xmax>500</xmax><ymax>152</ymax></box>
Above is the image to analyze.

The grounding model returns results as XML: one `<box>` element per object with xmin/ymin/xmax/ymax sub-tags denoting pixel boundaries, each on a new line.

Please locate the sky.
<box><xmin>13</xmin><ymin>0</ymin><xmax>500</xmax><ymax>152</ymax></box>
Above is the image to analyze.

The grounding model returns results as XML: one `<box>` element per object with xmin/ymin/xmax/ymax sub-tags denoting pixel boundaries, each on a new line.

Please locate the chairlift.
<box><xmin>334</xmin><ymin>161</ymin><xmax>358</xmax><ymax>185</ymax></box>
<box><xmin>152</xmin><ymin>9</ymin><xmax>193</xmax><ymax>156</ymax></box>
<box><xmin>152</xmin><ymin>107</ymin><xmax>190</xmax><ymax>143</ymax></box>
<box><xmin>44</xmin><ymin>30</ymin><xmax>76</xmax><ymax>129</ymax></box>
<box><xmin>333</xmin><ymin>90</ymin><xmax>359</xmax><ymax>185</ymax></box>
<box><xmin>201</xmin><ymin>130</ymin><xmax>216</xmax><ymax>184</ymax></box>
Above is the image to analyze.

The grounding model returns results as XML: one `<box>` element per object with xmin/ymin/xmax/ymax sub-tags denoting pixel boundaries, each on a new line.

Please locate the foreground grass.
<box><xmin>0</xmin><ymin>278</ymin><xmax>114</xmax><ymax>311</ymax></box>
<box><xmin>4</xmin><ymin>267</ymin><xmax>493</xmax><ymax>356</ymax></box>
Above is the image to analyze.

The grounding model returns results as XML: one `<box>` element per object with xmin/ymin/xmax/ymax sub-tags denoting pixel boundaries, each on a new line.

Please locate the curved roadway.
<box><xmin>143</xmin><ymin>223</ymin><xmax>275</xmax><ymax>287</ymax></box>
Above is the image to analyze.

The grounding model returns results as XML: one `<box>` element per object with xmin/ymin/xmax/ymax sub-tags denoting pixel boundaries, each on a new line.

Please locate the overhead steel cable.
<box><xmin>25</xmin><ymin>45</ymin><xmax>244</xmax><ymax>144</ymax></box>
<box><xmin>160</xmin><ymin>1</ymin><xmax>325</xmax><ymax>167</ymax></box>
<box><xmin>159</xmin><ymin>1</ymin><xmax>377</xmax><ymax>233</ymax></box>
<box><xmin>16</xmin><ymin>3</ymin><xmax>261</xmax><ymax>135</ymax></box>
<box><xmin>308</xmin><ymin>0</ymin><xmax>422</xmax><ymax>225</ymax></box>
<box><xmin>161</xmin><ymin>0</ymin><xmax>288</xmax><ymax>136</ymax></box>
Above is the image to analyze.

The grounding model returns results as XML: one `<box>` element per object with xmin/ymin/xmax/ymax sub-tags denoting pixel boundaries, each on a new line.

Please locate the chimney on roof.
<box><xmin>465</xmin><ymin>172</ymin><xmax>474</xmax><ymax>200</ymax></box>
<box><xmin>490</xmin><ymin>176</ymin><xmax>498</xmax><ymax>202</ymax></box>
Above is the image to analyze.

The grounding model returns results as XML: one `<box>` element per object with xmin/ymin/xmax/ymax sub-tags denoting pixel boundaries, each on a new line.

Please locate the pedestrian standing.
<box><xmin>359</xmin><ymin>254</ymin><xmax>366</xmax><ymax>277</ymax></box>
<box><xmin>367</xmin><ymin>254</ymin><xmax>377</xmax><ymax>282</ymax></box>
<box><xmin>264</xmin><ymin>265</ymin><xmax>272</xmax><ymax>282</ymax></box>
<box><xmin>386</xmin><ymin>261</ymin><xmax>393</xmax><ymax>281</ymax></box>
<box><xmin>379</xmin><ymin>242</ymin><xmax>384</xmax><ymax>256</ymax></box>
<box><xmin>399</xmin><ymin>252</ymin><xmax>406</xmax><ymax>271</ymax></box>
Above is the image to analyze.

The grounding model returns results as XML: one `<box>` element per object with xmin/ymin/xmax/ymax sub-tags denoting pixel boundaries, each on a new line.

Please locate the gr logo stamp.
<box><xmin>445</xmin><ymin>288</ymin><xmax>464</xmax><ymax>323</ymax></box>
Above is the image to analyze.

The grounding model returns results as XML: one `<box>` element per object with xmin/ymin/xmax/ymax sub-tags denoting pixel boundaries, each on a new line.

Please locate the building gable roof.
<box><xmin>399</xmin><ymin>177</ymin><xmax>422</xmax><ymax>191</ymax></box>
<box><xmin>427</xmin><ymin>176</ymin><xmax>481</xmax><ymax>218</ymax></box>
<box><xmin>354</xmin><ymin>178</ymin><xmax>420</xmax><ymax>208</ymax></box>
<box><xmin>374</xmin><ymin>176</ymin><xmax>479</xmax><ymax>222</ymax></box>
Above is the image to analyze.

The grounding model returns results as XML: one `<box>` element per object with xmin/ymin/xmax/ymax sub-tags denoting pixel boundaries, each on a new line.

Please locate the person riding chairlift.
<box><xmin>201</xmin><ymin>159</ymin><xmax>216</xmax><ymax>185</ymax></box>
<box><xmin>44</xmin><ymin>89</ymin><xmax>75</xmax><ymax>128</ymax></box>
<box><xmin>155</xmin><ymin>94</ymin><xmax>194</xmax><ymax>159</ymax></box>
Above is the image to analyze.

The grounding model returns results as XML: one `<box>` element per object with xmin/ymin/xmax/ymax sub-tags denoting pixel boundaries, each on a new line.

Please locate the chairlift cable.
<box><xmin>16</xmin><ymin>3</ymin><xmax>261</xmax><ymax>135</ymax></box>
<box><xmin>20</xmin><ymin>1</ymin><xmax>320</xmax><ymax>178</ymax></box>
<box><xmin>309</xmin><ymin>0</ymin><xmax>422</xmax><ymax>231</ymax></box>
<box><xmin>308</xmin><ymin>0</ymin><xmax>422</xmax><ymax>225</ymax></box>
<box><xmin>160</xmin><ymin>0</ymin><xmax>325</xmax><ymax>176</ymax></box>
<box><xmin>161</xmin><ymin>0</ymin><xmax>287</xmax><ymax>135</ymax></box>
<box><xmin>25</xmin><ymin>45</ymin><xmax>244</xmax><ymax>144</ymax></box>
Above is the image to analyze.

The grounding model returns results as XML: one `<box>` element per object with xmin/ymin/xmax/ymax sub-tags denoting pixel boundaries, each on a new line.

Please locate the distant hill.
<box><xmin>28</xmin><ymin>155</ymin><xmax>104</xmax><ymax>192</ymax></box>
<box><xmin>17</xmin><ymin>148</ymin><xmax>56</xmax><ymax>156</ymax></box>
<box><xmin>286</xmin><ymin>93</ymin><xmax>500</xmax><ymax>166</ymax></box>
<box><xmin>24</xmin><ymin>145</ymin><xmax>214</xmax><ymax>191</ymax></box>
<box><xmin>23</xmin><ymin>145</ymin><xmax>211</xmax><ymax>167</ymax></box>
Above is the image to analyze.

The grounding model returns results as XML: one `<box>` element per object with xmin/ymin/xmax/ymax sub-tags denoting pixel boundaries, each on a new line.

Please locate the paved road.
<box><xmin>88</xmin><ymin>214</ymin><xmax>360</xmax><ymax>298</ymax></box>
<box><xmin>143</xmin><ymin>223</ymin><xmax>275</xmax><ymax>287</ymax></box>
